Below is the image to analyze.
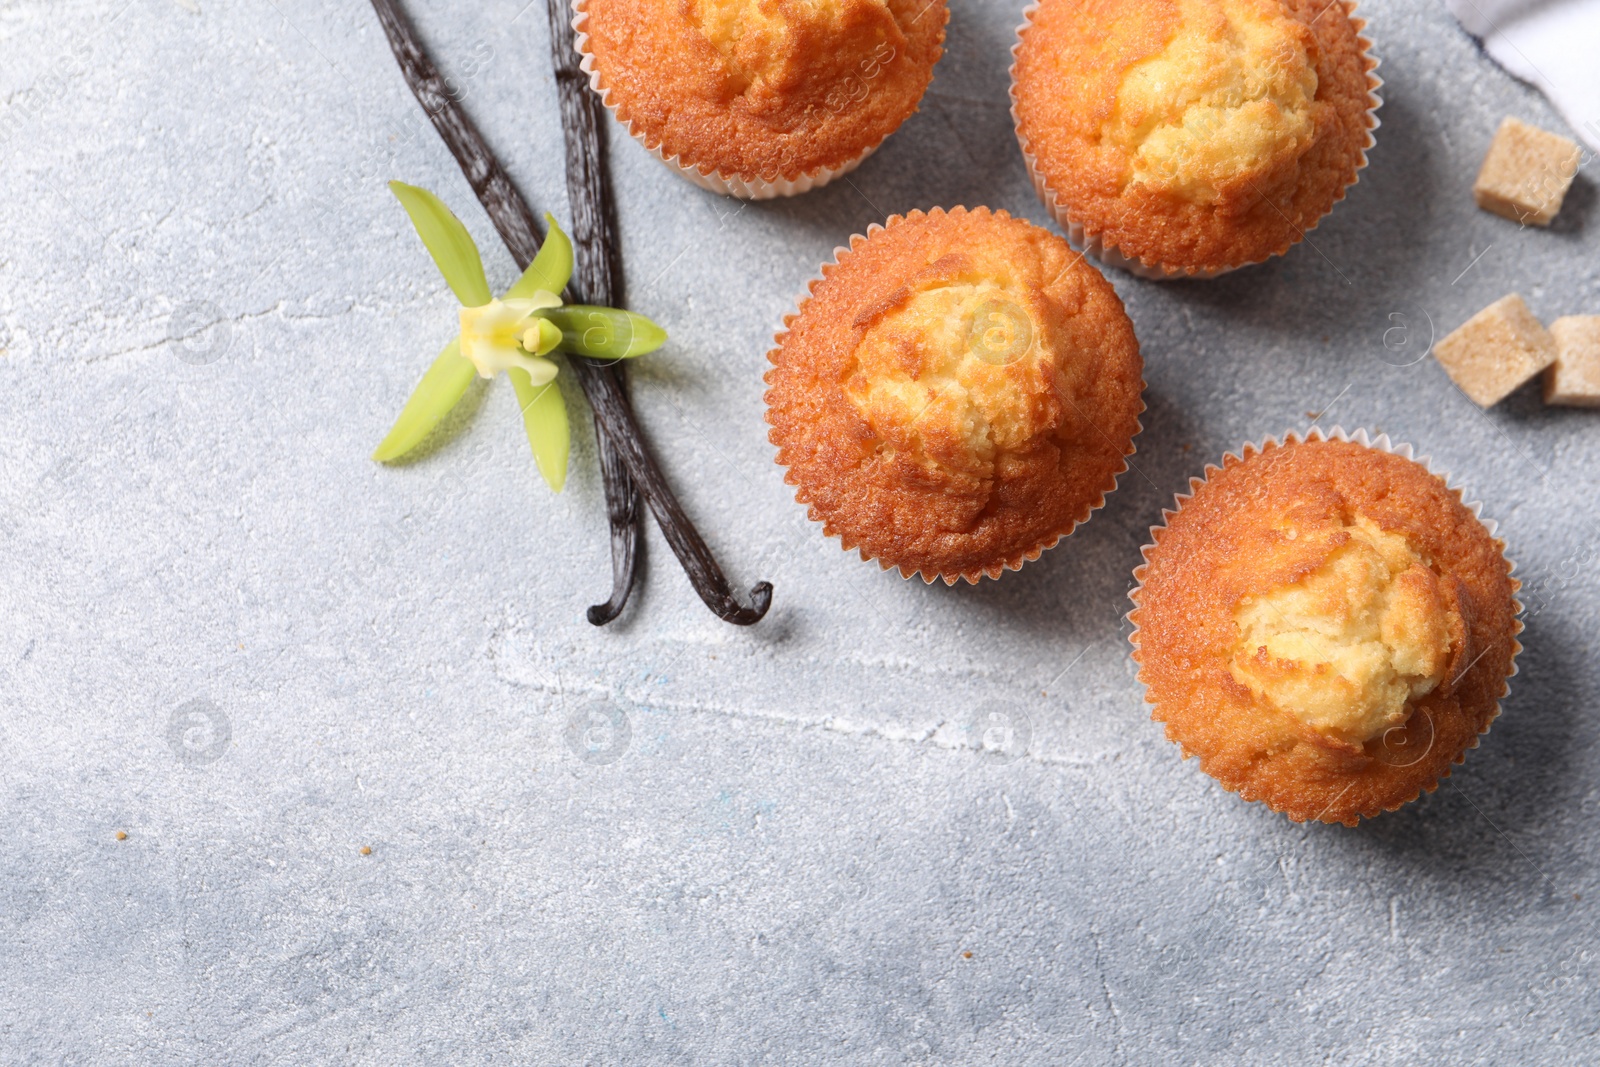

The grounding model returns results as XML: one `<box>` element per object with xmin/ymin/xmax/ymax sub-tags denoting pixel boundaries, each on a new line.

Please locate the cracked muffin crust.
<box><xmin>765</xmin><ymin>206</ymin><xmax>1144</xmax><ymax>583</ymax></box>
<box><xmin>1011</xmin><ymin>0</ymin><xmax>1378</xmax><ymax>275</ymax></box>
<box><xmin>1129</xmin><ymin>435</ymin><xmax>1521</xmax><ymax>825</ymax></box>
<box><xmin>578</xmin><ymin>0</ymin><xmax>947</xmax><ymax>185</ymax></box>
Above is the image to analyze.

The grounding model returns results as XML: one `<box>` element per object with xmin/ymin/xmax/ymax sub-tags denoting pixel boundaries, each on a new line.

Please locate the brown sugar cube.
<box><xmin>1543</xmin><ymin>316</ymin><xmax>1600</xmax><ymax>407</ymax></box>
<box><xmin>1473</xmin><ymin>117</ymin><xmax>1583</xmax><ymax>226</ymax></box>
<box><xmin>1434</xmin><ymin>294</ymin><xmax>1556</xmax><ymax>407</ymax></box>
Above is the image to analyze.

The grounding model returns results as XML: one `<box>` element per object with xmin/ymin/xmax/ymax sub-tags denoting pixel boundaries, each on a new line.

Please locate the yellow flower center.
<box><xmin>458</xmin><ymin>295</ymin><xmax>562</xmax><ymax>382</ymax></box>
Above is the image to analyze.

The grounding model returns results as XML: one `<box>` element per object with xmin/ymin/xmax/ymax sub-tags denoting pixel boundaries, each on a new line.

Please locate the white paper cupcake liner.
<box><xmin>1009</xmin><ymin>0</ymin><xmax>1384</xmax><ymax>280</ymax></box>
<box><xmin>1126</xmin><ymin>426</ymin><xmax>1524</xmax><ymax>821</ymax></box>
<box><xmin>765</xmin><ymin>206</ymin><xmax>1147</xmax><ymax>584</ymax></box>
<box><xmin>572</xmin><ymin>0</ymin><xmax>884</xmax><ymax>199</ymax></box>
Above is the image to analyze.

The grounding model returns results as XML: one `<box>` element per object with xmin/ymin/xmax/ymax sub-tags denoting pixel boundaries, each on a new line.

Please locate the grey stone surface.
<box><xmin>1</xmin><ymin>0</ymin><xmax>1597</xmax><ymax>1063</ymax></box>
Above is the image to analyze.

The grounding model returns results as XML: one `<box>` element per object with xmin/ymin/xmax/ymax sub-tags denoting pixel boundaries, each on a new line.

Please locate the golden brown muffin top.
<box><xmin>581</xmin><ymin>0</ymin><xmax>947</xmax><ymax>181</ymax></box>
<box><xmin>1012</xmin><ymin>0</ymin><xmax>1376</xmax><ymax>273</ymax></box>
<box><xmin>1130</xmin><ymin>437</ymin><xmax>1520</xmax><ymax>825</ymax></box>
<box><xmin>766</xmin><ymin>207</ymin><xmax>1144</xmax><ymax>582</ymax></box>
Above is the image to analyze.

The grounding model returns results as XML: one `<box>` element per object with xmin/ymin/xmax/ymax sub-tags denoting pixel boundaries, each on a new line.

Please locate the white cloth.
<box><xmin>1444</xmin><ymin>0</ymin><xmax>1600</xmax><ymax>151</ymax></box>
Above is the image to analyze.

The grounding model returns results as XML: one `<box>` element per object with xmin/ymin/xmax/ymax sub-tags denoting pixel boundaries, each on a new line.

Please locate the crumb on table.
<box><xmin>1472</xmin><ymin>117</ymin><xmax>1582</xmax><ymax>227</ymax></box>
<box><xmin>1544</xmin><ymin>316</ymin><xmax>1600</xmax><ymax>407</ymax></box>
<box><xmin>1434</xmin><ymin>294</ymin><xmax>1556</xmax><ymax>407</ymax></box>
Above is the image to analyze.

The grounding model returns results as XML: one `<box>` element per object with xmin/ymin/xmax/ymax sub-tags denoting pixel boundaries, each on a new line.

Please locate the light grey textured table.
<box><xmin>2</xmin><ymin>1</ymin><xmax>1598</xmax><ymax>1063</ymax></box>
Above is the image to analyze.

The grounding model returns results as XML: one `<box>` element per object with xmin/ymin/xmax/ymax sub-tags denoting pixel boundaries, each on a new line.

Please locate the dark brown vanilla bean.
<box><xmin>589</xmin><ymin>421</ymin><xmax>641</xmax><ymax>626</ymax></box>
<box><xmin>368</xmin><ymin>0</ymin><xmax>772</xmax><ymax>626</ymax></box>
<box><xmin>368</xmin><ymin>0</ymin><xmax>639</xmax><ymax>626</ymax></box>
<box><xmin>537</xmin><ymin>0</ymin><xmax>641</xmax><ymax>626</ymax></box>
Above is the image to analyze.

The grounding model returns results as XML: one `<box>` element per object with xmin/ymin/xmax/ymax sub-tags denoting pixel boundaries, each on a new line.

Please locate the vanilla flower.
<box><xmin>371</xmin><ymin>181</ymin><xmax>666</xmax><ymax>492</ymax></box>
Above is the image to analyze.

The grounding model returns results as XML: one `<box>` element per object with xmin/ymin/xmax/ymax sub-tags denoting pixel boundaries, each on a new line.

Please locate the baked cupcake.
<box><xmin>574</xmin><ymin>0</ymin><xmax>948</xmax><ymax>198</ymax></box>
<box><xmin>1129</xmin><ymin>431</ymin><xmax>1521</xmax><ymax>825</ymax></box>
<box><xmin>1011</xmin><ymin>0</ymin><xmax>1380</xmax><ymax>278</ymax></box>
<box><xmin>766</xmin><ymin>207</ymin><xmax>1144</xmax><ymax>583</ymax></box>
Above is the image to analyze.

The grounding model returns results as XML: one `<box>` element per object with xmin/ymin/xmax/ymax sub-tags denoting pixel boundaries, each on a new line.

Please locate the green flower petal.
<box><xmin>371</xmin><ymin>337</ymin><xmax>477</xmax><ymax>462</ymax></box>
<box><xmin>505</xmin><ymin>214</ymin><xmax>574</xmax><ymax>300</ymax></box>
<box><xmin>509</xmin><ymin>367</ymin><xmax>570</xmax><ymax>493</ymax></box>
<box><xmin>389</xmin><ymin>181</ymin><xmax>492</xmax><ymax>308</ymax></box>
<box><xmin>541</xmin><ymin>306</ymin><xmax>667</xmax><ymax>359</ymax></box>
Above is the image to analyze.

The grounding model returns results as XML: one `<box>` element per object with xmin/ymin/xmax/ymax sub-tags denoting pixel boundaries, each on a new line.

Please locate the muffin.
<box><xmin>1011</xmin><ymin>0</ymin><xmax>1380</xmax><ymax>278</ymax></box>
<box><xmin>766</xmin><ymin>206</ymin><xmax>1145</xmax><ymax>583</ymax></box>
<box><xmin>1129</xmin><ymin>431</ymin><xmax>1521</xmax><ymax>825</ymax></box>
<box><xmin>574</xmin><ymin>0</ymin><xmax>948</xmax><ymax>198</ymax></box>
